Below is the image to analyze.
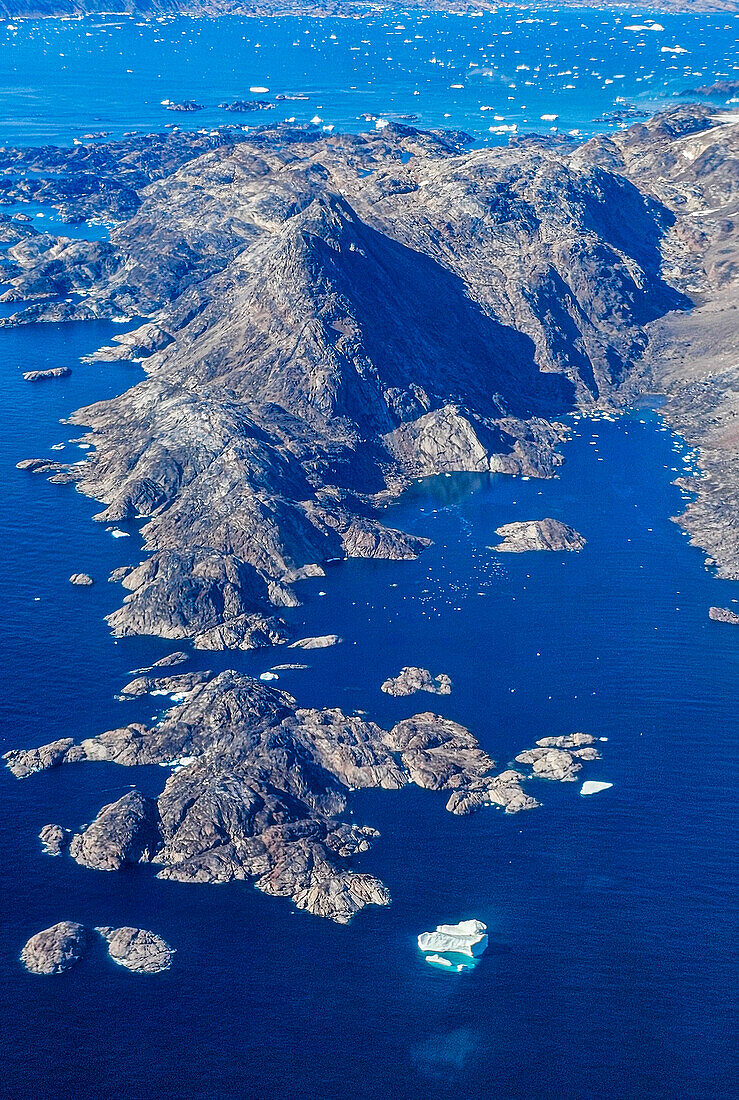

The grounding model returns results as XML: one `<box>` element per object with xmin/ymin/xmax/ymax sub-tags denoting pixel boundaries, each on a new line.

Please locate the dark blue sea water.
<box><xmin>0</xmin><ymin>310</ymin><xmax>737</xmax><ymax>1097</ymax></box>
<box><xmin>0</xmin><ymin>11</ymin><xmax>738</xmax><ymax>1099</ymax></box>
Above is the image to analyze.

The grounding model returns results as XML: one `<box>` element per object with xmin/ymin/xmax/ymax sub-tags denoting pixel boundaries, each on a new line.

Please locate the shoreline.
<box><xmin>1</xmin><ymin>103</ymin><xmax>737</xmax><ymax>926</ymax></box>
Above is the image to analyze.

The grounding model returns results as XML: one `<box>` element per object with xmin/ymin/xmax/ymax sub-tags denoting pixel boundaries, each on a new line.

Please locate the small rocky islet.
<box><xmin>20</xmin><ymin>922</ymin><xmax>174</xmax><ymax>976</ymax></box>
<box><xmin>709</xmin><ymin>606</ymin><xmax>739</xmax><ymax>625</ymax></box>
<box><xmin>492</xmin><ymin>518</ymin><xmax>586</xmax><ymax>554</ymax></box>
<box><xmin>381</xmin><ymin>667</ymin><xmax>453</xmax><ymax>697</ymax></box>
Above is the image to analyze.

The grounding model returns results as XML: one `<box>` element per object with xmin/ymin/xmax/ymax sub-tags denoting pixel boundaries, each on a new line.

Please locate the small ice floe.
<box><xmin>580</xmin><ymin>781</ymin><xmax>613</xmax><ymax>796</ymax></box>
<box><xmin>259</xmin><ymin>671</ymin><xmax>279</xmax><ymax>681</ymax></box>
<box><xmin>661</xmin><ymin>45</ymin><xmax>688</xmax><ymax>54</ymax></box>
<box><xmin>310</xmin><ymin>115</ymin><xmax>322</xmax><ymax>125</ymax></box>
<box><xmin>424</xmin><ymin>953</ymin><xmax>475</xmax><ymax>972</ymax></box>
<box><xmin>540</xmin><ymin>113</ymin><xmax>558</xmax><ymax>121</ymax></box>
<box><xmin>107</xmin><ymin>528</ymin><xmax>130</xmax><ymax>538</ymax></box>
<box><xmin>418</xmin><ymin>919</ymin><xmax>488</xmax><ymax>972</ymax></box>
<box><xmin>249</xmin><ymin>86</ymin><xmax>269</xmax><ymax>93</ymax></box>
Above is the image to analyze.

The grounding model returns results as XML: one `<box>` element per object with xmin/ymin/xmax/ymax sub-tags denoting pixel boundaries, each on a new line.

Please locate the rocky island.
<box><xmin>20</xmin><ymin>921</ymin><xmax>88</xmax><ymax>975</ymax></box>
<box><xmin>19</xmin><ymin>922</ymin><xmax>174</xmax><ymax>975</ymax></box>
<box><xmin>381</xmin><ymin>667</ymin><xmax>452</xmax><ymax>697</ymax></box>
<box><xmin>3</xmin><ymin>103</ymin><xmax>737</xmax><ymax>924</ymax></box>
<box><xmin>5</xmin><ymin>669</ymin><xmax>600</xmax><ymax>921</ymax></box>
<box><xmin>493</xmin><ymin>519</ymin><xmax>586</xmax><ymax>554</ymax></box>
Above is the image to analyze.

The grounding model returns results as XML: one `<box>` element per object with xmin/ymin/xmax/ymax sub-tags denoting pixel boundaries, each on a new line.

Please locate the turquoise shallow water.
<box><xmin>0</xmin><ymin>12</ymin><xmax>738</xmax><ymax>1097</ymax></box>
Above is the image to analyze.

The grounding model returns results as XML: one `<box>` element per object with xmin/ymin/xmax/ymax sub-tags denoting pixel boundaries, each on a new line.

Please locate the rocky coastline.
<box><xmin>3</xmin><ymin>104</ymin><xmax>737</xmax><ymax>927</ymax></box>
<box><xmin>6</xmin><ymin>669</ymin><xmax>604</xmax><ymax>922</ymax></box>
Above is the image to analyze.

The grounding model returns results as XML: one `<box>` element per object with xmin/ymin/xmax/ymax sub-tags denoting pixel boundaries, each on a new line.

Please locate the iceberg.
<box><xmin>580</xmin><ymin>781</ymin><xmax>613</xmax><ymax>796</ymax></box>
<box><xmin>417</xmin><ymin>919</ymin><xmax>488</xmax><ymax>958</ymax></box>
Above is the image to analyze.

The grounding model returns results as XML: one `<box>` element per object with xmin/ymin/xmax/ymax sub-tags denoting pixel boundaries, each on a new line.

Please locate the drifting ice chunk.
<box><xmin>424</xmin><ymin>953</ymin><xmax>475</xmax><ymax>972</ymax></box>
<box><xmin>580</xmin><ymin>781</ymin><xmax>613</xmax><ymax>796</ymax></box>
<box><xmin>417</xmin><ymin>919</ymin><xmax>488</xmax><ymax>958</ymax></box>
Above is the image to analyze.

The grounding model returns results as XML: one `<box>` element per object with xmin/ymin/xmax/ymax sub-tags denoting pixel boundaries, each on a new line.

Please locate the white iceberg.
<box><xmin>580</xmin><ymin>781</ymin><xmax>613</xmax><ymax>796</ymax></box>
<box><xmin>417</xmin><ymin>919</ymin><xmax>488</xmax><ymax>958</ymax></box>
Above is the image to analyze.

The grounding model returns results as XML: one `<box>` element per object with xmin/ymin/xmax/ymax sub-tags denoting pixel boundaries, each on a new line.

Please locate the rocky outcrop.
<box><xmin>120</xmin><ymin>670</ymin><xmax>211</xmax><ymax>697</ymax></box>
<box><xmin>69</xmin><ymin>573</ymin><xmax>94</xmax><ymax>586</ymax></box>
<box><xmin>20</xmin><ymin>922</ymin><xmax>88</xmax><ymax>975</ymax></box>
<box><xmin>131</xmin><ymin>651</ymin><xmax>189</xmax><ymax>674</ymax></box>
<box><xmin>515</xmin><ymin>733</ymin><xmax>600</xmax><ymax>782</ymax></box>
<box><xmin>5</xmin><ymin>737</ymin><xmax>79</xmax><ymax>779</ymax></box>
<box><xmin>165</xmin><ymin>101</ymin><xmax>203</xmax><ymax>113</ymax></box>
<box><xmin>4</xmin><ymin>673</ymin><xmax>588</xmax><ymax>921</ymax></box>
<box><xmin>69</xmin><ymin>791</ymin><xmax>162</xmax><ymax>871</ymax></box>
<box><xmin>96</xmin><ymin>926</ymin><xmax>175</xmax><ymax>973</ymax></box>
<box><xmin>709</xmin><ymin>606</ymin><xmax>739</xmax><ymax>624</ymax></box>
<box><xmin>288</xmin><ymin>635</ymin><xmax>342</xmax><ymax>650</ymax></box>
<box><xmin>493</xmin><ymin>519</ymin><xmax>586</xmax><ymax>553</ymax></box>
<box><xmin>39</xmin><ymin>823</ymin><xmax>71</xmax><ymax>856</ymax></box>
<box><xmin>23</xmin><ymin>367</ymin><xmax>70</xmax><ymax>382</ymax></box>
<box><xmin>381</xmin><ymin>667</ymin><xmax>452</xmax><ymax>697</ymax></box>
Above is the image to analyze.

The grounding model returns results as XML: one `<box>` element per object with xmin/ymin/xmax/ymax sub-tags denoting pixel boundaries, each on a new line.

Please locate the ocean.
<box><xmin>0</xmin><ymin>10</ymin><xmax>738</xmax><ymax>1099</ymax></box>
<box><xmin>0</xmin><ymin>8</ymin><xmax>737</xmax><ymax>146</ymax></box>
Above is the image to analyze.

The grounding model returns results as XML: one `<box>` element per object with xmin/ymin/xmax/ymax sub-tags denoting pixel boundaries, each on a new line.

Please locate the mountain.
<box><xmin>3</xmin><ymin>104</ymin><xmax>738</xmax><ymax>919</ymax></box>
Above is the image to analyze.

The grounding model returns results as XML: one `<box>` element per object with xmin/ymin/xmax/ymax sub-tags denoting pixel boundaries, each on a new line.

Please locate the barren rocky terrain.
<box><xmin>3</xmin><ymin>104</ymin><xmax>737</xmax><ymax>921</ymax></box>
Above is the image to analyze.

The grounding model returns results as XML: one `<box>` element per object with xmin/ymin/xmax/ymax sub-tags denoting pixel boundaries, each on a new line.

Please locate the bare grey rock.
<box><xmin>131</xmin><ymin>651</ymin><xmax>189</xmax><ymax>674</ymax></box>
<box><xmin>69</xmin><ymin>572</ymin><xmax>94</xmax><ymax>586</ymax></box>
<box><xmin>20</xmin><ymin>922</ymin><xmax>88</xmax><ymax>975</ymax></box>
<box><xmin>95</xmin><ymin>926</ymin><xmax>175</xmax><ymax>973</ymax></box>
<box><xmin>6</xmin><ymin>673</ymin><xmax>544</xmax><ymax>922</ymax></box>
<box><xmin>121</xmin><ymin>670</ymin><xmax>211</xmax><ymax>697</ymax></box>
<box><xmin>381</xmin><ymin>667</ymin><xmax>452</xmax><ymax>697</ymax></box>
<box><xmin>515</xmin><ymin>733</ymin><xmax>600</xmax><ymax>782</ymax></box>
<box><xmin>39</xmin><ymin>823</ymin><xmax>71</xmax><ymax>856</ymax></box>
<box><xmin>288</xmin><ymin>635</ymin><xmax>342</xmax><ymax>650</ymax></box>
<box><xmin>23</xmin><ymin>366</ymin><xmax>70</xmax><ymax>382</ymax></box>
<box><xmin>3</xmin><ymin>115</ymin><xmax>697</xmax><ymax>649</ymax></box>
<box><xmin>494</xmin><ymin>519</ymin><xmax>586</xmax><ymax>553</ymax></box>
<box><xmin>5</xmin><ymin>737</ymin><xmax>81</xmax><ymax>778</ymax></box>
<box><xmin>69</xmin><ymin>791</ymin><xmax>162</xmax><ymax>871</ymax></box>
<box><xmin>709</xmin><ymin>606</ymin><xmax>739</xmax><ymax>624</ymax></box>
